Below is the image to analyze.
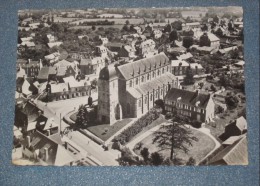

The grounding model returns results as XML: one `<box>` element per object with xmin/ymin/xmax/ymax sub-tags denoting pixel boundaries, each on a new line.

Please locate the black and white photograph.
<box><xmin>13</xmin><ymin>6</ymin><xmax>247</xmax><ymax>166</ymax></box>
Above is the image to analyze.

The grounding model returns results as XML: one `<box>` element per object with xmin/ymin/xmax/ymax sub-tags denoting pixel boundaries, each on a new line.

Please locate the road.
<box><xmin>67</xmin><ymin>131</ymin><xmax>119</xmax><ymax>166</ymax></box>
<box><xmin>34</xmin><ymin>94</ymin><xmax>119</xmax><ymax>166</ymax></box>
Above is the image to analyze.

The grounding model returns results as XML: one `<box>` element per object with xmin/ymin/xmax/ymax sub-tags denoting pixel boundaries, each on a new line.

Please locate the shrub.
<box><xmin>186</xmin><ymin>157</ymin><xmax>196</xmax><ymax>165</ymax></box>
<box><xmin>191</xmin><ymin>120</ymin><xmax>202</xmax><ymax>128</ymax></box>
<box><xmin>151</xmin><ymin>152</ymin><xmax>164</xmax><ymax>166</ymax></box>
<box><xmin>140</xmin><ymin>148</ymin><xmax>150</xmax><ymax>161</ymax></box>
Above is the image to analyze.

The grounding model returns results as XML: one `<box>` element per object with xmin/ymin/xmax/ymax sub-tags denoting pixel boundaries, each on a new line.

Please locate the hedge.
<box><xmin>112</xmin><ymin>109</ymin><xmax>160</xmax><ymax>145</ymax></box>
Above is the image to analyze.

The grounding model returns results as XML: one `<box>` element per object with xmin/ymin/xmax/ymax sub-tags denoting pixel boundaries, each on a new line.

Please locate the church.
<box><xmin>97</xmin><ymin>52</ymin><xmax>180</xmax><ymax>125</ymax></box>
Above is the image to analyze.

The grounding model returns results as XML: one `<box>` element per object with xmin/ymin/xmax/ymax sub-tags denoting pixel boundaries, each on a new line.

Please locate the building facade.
<box><xmin>98</xmin><ymin>52</ymin><xmax>180</xmax><ymax>125</ymax></box>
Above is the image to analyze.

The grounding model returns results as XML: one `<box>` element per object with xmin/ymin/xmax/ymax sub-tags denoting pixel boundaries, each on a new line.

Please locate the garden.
<box><xmin>133</xmin><ymin>128</ymin><xmax>216</xmax><ymax>164</ymax></box>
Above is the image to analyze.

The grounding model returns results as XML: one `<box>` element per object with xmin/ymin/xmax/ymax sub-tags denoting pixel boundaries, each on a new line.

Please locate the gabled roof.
<box><xmin>190</xmin><ymin>63</ymin><xmax>203</xmax><ymax>69</ymax></box>
<box><xmin>177</xmin><ymin>52</ymin><xmax>193</xmax><ymax>60</ymax></box>
<box><xmin>222</xmin><ymin>135</ymin><xmax>243</xmax><ymax>146</ymax></box>
<box><xmin>63</xmin><ymin>76</ymin><xmax>86</xmax><ymax>88</ymax></box>
<box><xmin>117</xmin><ymin>52</ymin><xmax>169</xmax><ymax>80</ymax></box>
<box><xmin>54</xmin><ymin>59</ymin><xmax>71</xmax><ymax>68</ymax></box>
<box><xmin>27</xmin><ymin>131</ymin><xmax>75</xmax><ymax>166</ymax></box>
<box><xmin>209</xmin><ymin>136</ymin><xmax>248</xmax><ymax>165</ymax></box>
<box><xmin>21</xmin><ymin>101</ymin><xmax>42</xmax><ymax>122</ymax></box>
<box><xmin>38</xmin><ymin>67</ymin><xmax>56</xmax><ymax>80</ymax></box>
<box><xmin>228</xmin><ymin>116</ymin><xmax>247</xmax><ymax>132</ymax></box>
<box><xmin>165</xmin><ymin>88</ymin><xmax>211</xmax><ymax>108</ymax></box>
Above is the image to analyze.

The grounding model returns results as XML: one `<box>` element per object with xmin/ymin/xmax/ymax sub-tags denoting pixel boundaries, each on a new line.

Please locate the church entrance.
<box><xmin>115</xmin><ymin>103</ymin><xmax>122</xmax><ymax>120</ymax></box>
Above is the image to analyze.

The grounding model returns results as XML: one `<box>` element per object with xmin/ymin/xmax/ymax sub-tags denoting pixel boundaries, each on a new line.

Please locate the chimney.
<box><xmin>44</xmin><ymin>147</ymin><xmax>49</xmax><ymax>162</ymax></box>
<box><xmin>196</xmin><ymin>89</ymin><xmax>200</xmax><ymax>96</ymax></box>
<box><xmin>26</xmin><ymin>136</ymin><xmax>31</xmax><ymax>147</ymax></box>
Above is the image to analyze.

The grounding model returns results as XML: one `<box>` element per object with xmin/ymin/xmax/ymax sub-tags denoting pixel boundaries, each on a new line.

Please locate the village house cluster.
<box><xmin>13</xmin><ymin>8</ymin><xmax>247</xmax><ymax>166</ymax></box>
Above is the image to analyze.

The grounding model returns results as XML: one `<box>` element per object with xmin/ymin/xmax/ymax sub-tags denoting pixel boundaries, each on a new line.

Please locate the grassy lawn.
<box><xmin>134</xmin><ymin>128</ymin><xmax>215</xmax><ymax>164</ymax></box>
<box><xmin>86</xmin><ymin>118</ymin><xmax>133</xmax><ymax>141</ymax></box>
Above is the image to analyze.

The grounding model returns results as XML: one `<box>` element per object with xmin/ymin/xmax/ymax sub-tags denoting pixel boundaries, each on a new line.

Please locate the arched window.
<box><xmin>129</xmin><ymin>80</ymin><xmax>132</xmax><ymax>87</ymax></box>
<box><xmin>147</xmin><ymin>73</ymin><xmax>150</xmax><ymax>80</ymax></box>
<box><xmin>141</xmin><ymin>76</ymin><xmax>144</xmax><ymax>83</ymax></box>
<box><xmin>157</xmin><ymin>70</ymin><xmax>160</xmax><ymax>76</ymax></box>
<box><xmin>166</xmin><ymin>66</ymin><xmax>169</xmax><ymax>72</ymax></box>
<box><xmin>127</xmin><ymin>103</ymin><xmax>130</xmax><ymax>114</ymax></box>
<box><xmin>152</xmin><ymin>71</ymin><xmax>155</xmax><ymax>78</ymax></box>
<box><xmin>136</xmin><ymin>78</ymin><xmax>138</xmax><ymax>85</ymax></box>
<box><xmin>162</xmin><ymin>68</ymin><xmax>165</xmax><ymax>74</ymax></box>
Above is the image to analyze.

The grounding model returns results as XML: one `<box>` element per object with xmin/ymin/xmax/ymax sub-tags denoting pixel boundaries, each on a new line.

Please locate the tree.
<box><xmin>225</xmin><ymin>94</ymin><xmax>239</xmax><ymax>109</ymax></box>
<box><xmin>182</xmin><ymin>36</ymin><xmax>194</xmax><ymax>48</ymax></box>
<box><xmin>169</xmin><ymin>29</ymin><xmax>178</xmax><ymax>44</ymax></box>
<box><xmin>201</xmin><ymin>24</ymin><xmax>208</xmax><ymax>32</ymax></box>
<box><xmin>151</xmin><ymin>152</ymin><xmax>164</xmax><ymax>166</ymax></box>
<box><xmin>75</xmin><ymin>105</ymin><xmax>88</xmax><ymax>128</ymax></box>
<box><xmin>183</xmin><ymin>66</ymin><xmax>194</xmax><ymax>85</ymax></box>
<box><xmin>153</xmin><ymin>116</ymin><xmax>198</xmax><ymax>160</ymax></box>
<box><xmin>186</xmin><ymin>157</ymin><xmax>196</xmax><ymax>165</ymax></box>
<box><xmin>171</xmin><ymin>21</ymin><xmax>182</xmax><ymax>31</ymax></box>
<box><xmin>210</xmin><ymin>84</ymin><xmax>217</xmax><ymax>92</ymax></box>
<box><xmin>199</xmin><ymin>33</ymin><xmax>211</xmax><ymax>47</ymax></box>
<box><xmin>88</xmin><ymin>96</ymin><xmax>93</xmax><ymax>107</ymax></box>
<box><xmin>140</xmin><ymin>147</ymin><xmax>150</xmax><ymax>162</ymax></box>
<box><xmin>125</xmin><ymin>20</ymin><xmax>130</xmax><ymax>25</ymax></box>
<box><xmin>213</xmin><ymin>15</ymin><xmax>219</xmax><ymax>23</ymax></box>
<box><xmin>92</xmin><ymin>25</ymin><xmax>96</xmax><ymax>31</ymax></box>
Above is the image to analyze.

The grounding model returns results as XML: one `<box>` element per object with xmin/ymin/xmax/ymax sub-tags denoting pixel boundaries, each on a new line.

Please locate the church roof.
<box><xmin>117</xmin><ymin>52</ymin><xmax>169</xmax><ymax>80</ymax></box>
<box><xmin>127</xmin><ymin>72</ymin><xmax>177</xmax><ymax>98</ymax></box>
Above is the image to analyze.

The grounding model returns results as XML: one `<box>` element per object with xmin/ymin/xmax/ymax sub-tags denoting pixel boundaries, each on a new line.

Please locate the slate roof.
<box><xmin>209</xmin><ymin>136</ymin><xmax>248</xmax><ymax>165</ymax></box>
<box><xmin>117</xmin><ymin>52</ymin><xmax>169</xmax><ymax>80</ymax></box>
<box><xmin>50</xmin><ymin>83</ymin><xmax>68</xmax><ymax>93</ymax></box>
<box><xmin>165</xmin><ymin>88</ymin><xmax>211</xmax><ymax>108</ymax></box>
<box><xmin>128</xmin><ymin>72</ymin><xmax>177</xmax><ymax>98</ymax></box>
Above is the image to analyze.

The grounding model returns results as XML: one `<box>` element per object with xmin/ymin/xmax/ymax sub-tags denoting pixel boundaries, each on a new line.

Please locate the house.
<box><xmin>29</xmin><ymin>22</ymin><xmax>40</xmax><ymax>29</ymax></box>
<box><xmin>35</xmin><ymin>117</ymin><xmax>59</xmax><ymax>136</ymax></box>
<box><xmin>21</xmin><ymin>17</ymin><xmax>33</xmax><ymax>26</ymax></box>
<box><xmin>139</xmin><ymin>39</ymin><xmax>156</xmax><ymax>57</ymax></box>
<box><xmin>198</xmin><ymin>33</ymin><xmax>220</xmax><ymax>49</ymax></box>
<box><xmin>20</xmin><ymin>41</ymin><xmax>36</xmax><ymax>48</ymax></box>
<box><xmin>46</xmin><ymin>34</ymin><xmax>55</xmax><ymax>43</ymax></box>
<box><xmin>171</xmin><ymin>60</ymin><xmax>189</xmax><ymax>76</ymax></box>
<box><xmin>176</xmin><ymin>52</ymin><xmax>193</xmax><ymax>60</ymax></box>
<box><xmin>182</xmin><ymin>22</ymin><xmax>201</xmax><ymax>30</ymax></box>
<box><xmin>44</xmin><ymin>52</ymin><xmax>60</xmax><ymax>64</ymax></box>
<box><xmin>56</xmin><ymin>66</ymin><xmax>76</xmax><ymax>82</ymax></box>
<box><xmin>47</xmin><ymin>42</ymin><xmax>63</xmax><ymax>48</ymax></box>
<box><xmin>14</xmin><ymin>101</ymin><xmax>43</xmax><ymax>133</ymax></box>
<box><xmin>16</xmin><ymin>77</ymin><xmax>38</xmax><ymax>97</ymax></box>
<box><xmin>133</xmin><ymin>26</ymin><xmax>142</xmax><ymax>34</ymax></box>
<box><xmin>100</xmin><ymin>36</ymin><xmax>108</xmax><ymax>44</ymax></box>
<box><xmin>208</xmin><ymin>135</ymin><xmax>248</xmax><ymax>165</ymax></box>
<box><xmin>95</xmin><ymin>45</ymin><xmax>108</xmax><ymax>58</ymax></box>
<box><xmin>152</xmin><ymin>29</ymin><xmax>163</xmax><ymax>39</ymax></box>
<box><xmin>17</xmin><ymin>58</ymin><xmax>41</xmax><ymax>78</ymax></box>
<box><xmin>190</xmin><ymin>45</ymin><xmax>216</xmax><ymax>55</ymax></box>
<box><xmin>164</xmin><ymin>88</ymin><xmax>215</xmax><ymax>123</ymax></box>
<box><xmin>20</xmin><ymin>37</ymin><xmax>33</xmax><ymax>43</ymax></box>
<box><xmin>105</xmin><ymin>42</ymin><xmax>124</xmax><ymax>54</ymax></box>
<box><xmin>22</xmin><ymin>131</ymin><xmax>75</xmax><ymax>166</ymax></box>
<box><xmin>218</xmin><ymin>46</ymin><xmax>238</xmax><ymax>55</ymax></box>
<box><xmin>189</xmin><ymin>63</ymin><xmax>204</xmax><ymax>75</ymax></box>
<box><xmin>233</xmin><ymin>61</ymin><xmax>245</xmax><ymax>68</ymax></box>
<box><xmin>80</xmin><ymin>57</ymin><xmax>105</xmax><ymax>76</ymax></box>
<box><xmin>118</xmin><ymin>45</ymin><xmax>136</xmax><ymax>58</ymax></box>
<box><xmin>63</xmin><ymin>76</ymin><xmax>90</xmax><ymax>94</ymax></box>
<box><xmin>46</xmin><ymin>80</ymin><xmax>90</xmax><ymax>102</ymax></box>
<box><xmin>219</xmin><ymin>116</ymin><xmax>247</xmax><ymax>141</ymax></box>
<box><xmin>37</xmin><ymin>66</ymin><xmax>57</xmax><ymax>83</ymax></box>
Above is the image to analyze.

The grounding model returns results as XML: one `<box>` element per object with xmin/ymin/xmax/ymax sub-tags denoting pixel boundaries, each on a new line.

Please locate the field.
<box><xmin>70</xmin><ymin>18</ymin><xmax>144</xmax><ymax>25</ymax></box>
<box><xmin>134</xmin><ymin>128</ymin><xmax>216</xmax><ymax>164</ymax></box>
<box><xmin>69</xmin><ymin>25</ymin><xmax>124</xmax><ymax>30</ymax></box>
<box><xmin>53</xmin><ymin>17</ymin><xmax>81</xmax><ymax>23</ymax></box>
